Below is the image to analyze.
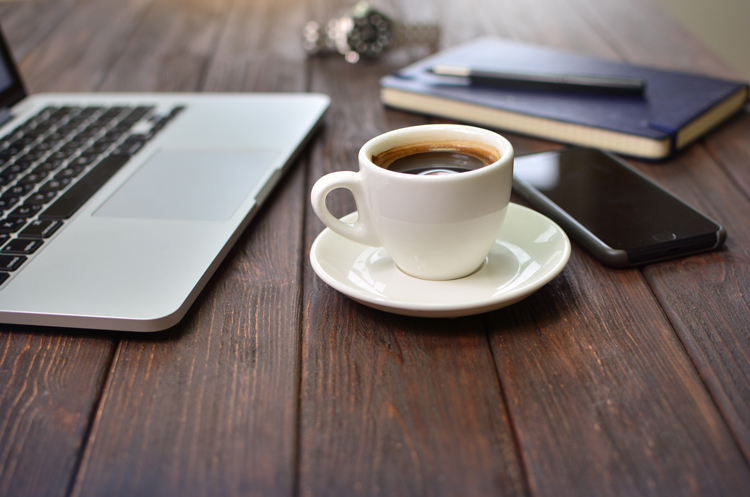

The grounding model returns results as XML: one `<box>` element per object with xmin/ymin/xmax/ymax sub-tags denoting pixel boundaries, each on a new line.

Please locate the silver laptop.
<box><xmin>0</xmin><ymin>28</ymin><xmax>329</xmax><ymax>331</ymax></box>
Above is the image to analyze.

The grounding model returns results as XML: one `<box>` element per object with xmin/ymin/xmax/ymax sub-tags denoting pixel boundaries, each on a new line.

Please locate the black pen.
<box><xmin>428</xmin><ymin>65</ymin><xmax>645</xmax><ymax>95</ymax></box>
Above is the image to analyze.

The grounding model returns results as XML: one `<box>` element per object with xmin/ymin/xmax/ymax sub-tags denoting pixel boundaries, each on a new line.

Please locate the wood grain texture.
<box><xmin>565</xmin><ymin>0</ymin><xmax>740</xmax><ymax>78</ymax></box>
<box><xmin>567</xmin><ymin>0</ymin><xmax>750</xmax><ymax>471</ymax></box>
<box><xmin>0</xmin><ymin>0</ymin><xmax>78</xmax><ymax>63</ymax></box>
<box><xmin>71</xmin><ymin>166</ymin><xmax>306</xmax><ymax>497</ymax></box>
<box><xmin>63</xmin><ymin>0</ymin><xmax>310</xmax><ymax>495</ymax></box>
<box><xmin>201</xmin><ymin>0</ymin><xmax>309</xmax><ymax>92</ymax></box>
<box><xmin>298</xmin><ymin>306</ymin><xmax>526</xmax><ymax>497</ymax></box>
<box><xmin>0</xmin><ymin>330</ymin><xmax>115</xmax><ymax>497</ymax></box>
<box><xmin>298</xmin><ymin>3</ymin><xmax>525</xmax><ymax>496</ymax></box>
<box><xmin>95</xmin><ymin>0</ymin><xmax>231</xmax><ymax>92</ymax></box>
<box><xmin>13</xmin><ymin>0</ymin><xmax>156</xmax><ymax>93</ymax></box>
<box><xmin>489</xmin><ymin>250</ymin><xmax>750</xmax><ymax>496</ymax></box>
<box><xmin>633</xmin><ymin>143</ymin><xmax>750</xmax><ymax>463</ymax></box>
<box><xmin>704</xmin><ymin>109</ymin><xmax>750</xmax><ymax>203</ymax></box>
<box><xmin>0</xmin><ymin>3</ymin><xmax>130</xmax><ymax>496</ymax></box>
<box><xmin>0</xmin><ymin>0</ymin><xmax>749</xmax><ymax>496</ymax></box>
<box><xmin>462</xmin><ymin>0</ymin><xmax>750</xmax><ymax>495</ymax></box>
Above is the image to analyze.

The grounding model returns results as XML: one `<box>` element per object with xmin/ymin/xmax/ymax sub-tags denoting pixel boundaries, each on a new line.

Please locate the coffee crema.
<box><xmin>371</xmin><ymin>140</ymin><xmax>500</xmax><ymax>176</ymax></box>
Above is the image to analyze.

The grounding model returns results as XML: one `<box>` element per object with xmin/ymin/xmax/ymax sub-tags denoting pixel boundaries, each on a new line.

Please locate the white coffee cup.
<box><xmin>311</xmin><ymin>124</ymin><xmax>514</xmax><ymax>280</ymax></box>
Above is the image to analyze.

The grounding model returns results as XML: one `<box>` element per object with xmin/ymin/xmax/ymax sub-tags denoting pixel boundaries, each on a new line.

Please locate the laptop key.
<box><xmin>88</xmin><ymin>139</ymin><xmax>115</xmax><ymax>152</ymax></box>
<box><xmin>1</xmin><ymin>238</ymin><xmax>43</xmax><ymax>255</ymax></box>
<box><xmin>44</xmin><ymin>131</ymin><xmax>68</xmax><ymax>142</ymax></box>
<box><xmin>30</xmin><ymin>141</ymin><xmax>56</xmax><ymax>153</ymax></box>
<box><xmin>18</xmin><ymin>219</ymin><xmax>62</xmax><ymax>239</ymax></box>
<box><xmin>4</xmin><ymin>144</ymin><xmax>24</xmax><ymax>156</ymax></box>
<box><xmin>56</xmin><ymin>165</ymin><xmax>86</xmax><ymax>180</ymax></box>
<box><xmin>48</xmin><ymin>149</ymin><xmax>77</xmax><ymax>161</ymax></box>
<box><xmin>112</xmin><ymin>136</ymin><xmax>146</xmax><ymax>157</ymax></box>
<box><xmin>39</xmin><ymin>178</ymin><xmax>71</xmax><ymax>192</ymax></box>
<box><xmin>0</xmin><ymin>218</ymin><xmax>27</xmax><ymax>233</ymax></box>
<box><xmin>18</xmin><ymin>171</ymin><xmax>49</xmax><ymax>185</ymax></box>
<box><xmin>80</xmin><ymin>106</ymin><xmax>102</xmax><ymax>116</ymax></box>
<box><xmin>0</xmin><ymin>104</ymin><xmax>182</xmax><ymax>283</ymax></box>
<box><xmin>0</xmin><ymin>254</ymin><xmax>27</xmax><ymax>271</ymax></box>
<box><xmin>60</xmin><ymin>138</ymin><xmax>88</xmax><ymax>151</ymax></box>
<box><xmin>35</xmin><ymin>160</ymin><xmax>64</xmax><ymax>172</ymax></box>
<box><xmin>7</xmin><ymin>204</ymin><xmax>43</xmax><ymax>218</ymax></box>
<box><xmin>40</xmin><ymin>156</ymin><xmax>128</xmax><ymax>220</ymax></box>
<box><xmin>55</xmin><ymin>124</ymin><xmax>80</xmax><ymax>136</ymax></box>
<box><xmin>11</xmin><ymin>136</ymin><xmax>35</xmax><ymax>148</ymax></box>
<box><xmin>70</xmin><ymin>154</ymin><xmax>98</xmax><ymax>167</ymax></box>
<box><xmin>102</xmin><ymin>106</ymin><xmax>127</xmax><ymax>118</ymax></box>
<box><xmin>0</xmin><ymin>171</ymin><xmax>15</xmax><ymax>185</ymax></box>
<box><xmin>9</xmin><ymin>158</ymin><xmax>35</xmax><ymax>172</ymax></box>
<box><xmin>50</xmin><ymin>107</ymin><xmax>74</xmax><ymax>120</ymax></box>
<box><xmin>23</xmin><ymin>191</ymin><xmax>58</xmax><ymax>206</ymax></box>
<box><xmin>0</xmin><ymin>197</ymin><xmax>19</xmax><ymax>211</ymax></box>
<box><xmin>119</xmin><ymin>106</ymin><xmax>153</xmax><ymax>125</ymax></box>
<box><xmin>5</xmin><ymin>183</ymin><xmax>35</xmax><ymax>197</ymax></box>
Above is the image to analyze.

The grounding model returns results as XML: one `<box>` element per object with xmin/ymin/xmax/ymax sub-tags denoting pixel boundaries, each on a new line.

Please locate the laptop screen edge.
<box><xmin>0</xmin><ymin>23</ymin><xmax>27</xmax><ymax>109</ymax></box>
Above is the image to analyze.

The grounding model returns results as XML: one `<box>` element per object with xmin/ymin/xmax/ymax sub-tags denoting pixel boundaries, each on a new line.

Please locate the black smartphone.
<box><xmin>512</xmin><ymin>148</ymin><xmax>726</xmax><ymax>268</ymax></box>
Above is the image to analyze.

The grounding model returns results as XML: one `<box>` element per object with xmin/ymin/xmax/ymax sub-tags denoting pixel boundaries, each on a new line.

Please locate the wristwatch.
<box><xmin>303</xmin><ymin>1</ymin><xmax>440</xmax><ymax>63</ymax></box>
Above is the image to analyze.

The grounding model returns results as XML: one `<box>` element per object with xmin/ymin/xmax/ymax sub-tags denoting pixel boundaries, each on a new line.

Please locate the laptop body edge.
<box><xmin>0</xmin><ymin>26</ymin><xmax>330</xmax><ymax>332</ymax></box>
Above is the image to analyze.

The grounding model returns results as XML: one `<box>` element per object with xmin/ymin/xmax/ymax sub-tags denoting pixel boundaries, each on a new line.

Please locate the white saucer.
<box><xmin>310</xmin><ymin>203</ymin><xmax>571</xmax><ymax>318</ymax></box>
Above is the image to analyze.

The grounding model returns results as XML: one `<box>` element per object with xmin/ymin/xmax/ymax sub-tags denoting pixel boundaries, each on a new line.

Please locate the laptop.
<box><xmin>0</xmin><ymin>28</ymin><xmax>329</xmax><ymax>332</ymax></box>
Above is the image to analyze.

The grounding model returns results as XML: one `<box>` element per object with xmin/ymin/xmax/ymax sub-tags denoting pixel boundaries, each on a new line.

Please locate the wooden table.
<box><xmin>1</xmin><ymin>0</ymin><xmax>749</xmax><ymax>495</ymax></box>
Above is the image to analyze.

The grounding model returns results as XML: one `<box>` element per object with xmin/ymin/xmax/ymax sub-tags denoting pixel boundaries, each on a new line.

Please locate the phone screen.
<box><xmin>513</xmin><ymin>148</ymin><xmax>723</xmax><ymax>265</ymax></box>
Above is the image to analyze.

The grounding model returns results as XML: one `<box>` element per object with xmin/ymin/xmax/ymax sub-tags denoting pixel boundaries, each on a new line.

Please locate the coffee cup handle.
<box><xmin>311</xmin><ymin>171</ymin><xmax>380</xmax><ymax>246</ymax></box>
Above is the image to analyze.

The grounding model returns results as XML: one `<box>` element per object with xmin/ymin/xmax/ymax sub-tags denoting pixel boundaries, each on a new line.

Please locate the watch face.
<box><xmin>347</xmin><ymin>10</ymin><xmax>393</xmax><ymax>57</ymax></box>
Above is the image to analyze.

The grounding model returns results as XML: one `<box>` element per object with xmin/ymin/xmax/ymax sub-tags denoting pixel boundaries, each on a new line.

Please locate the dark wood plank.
<box><xmin>464</xmin><ymin>0</ymin><xmax>750</xmax><ymax>495</ymax></box>
<box><xmin>468</xmin><ymin>0</ymin><xmax>620</xmax><ymax>58</ymax></box>
<box><xmin>67</xmin><ymin>0</ymin><xmax>311</xmax><ymax>495</ymax></box>
<box><xmin>298</xmin><ymin>304</ymin><xmax>526</xmax><ymax>497</ymax></box>
<box><xmin>489</xmin><ymin>252</ymin><xmax>750</xmax><ymax>496</ymax></box>
<box><xmin>633</xmin><ymin>143</ymin><xmax>750</xmax><ymax>463</ymax></box>
<box><xmin>298</xmin><ymin>2</ymin><xmax>525</xmax><ymax>496</ymax></box>
<box><xmin>72</xmin><ymin>165</ymin><xmax>306</xmax><ymax>497</ymax></box>
<box><xmin>564</xmin><ymin>0</ymin><xmax>750</xmax><ymax>467</ymax></box>
<box><xmin>704</xmin><ymin>109</ymin><xmax>750</xmax><ymax>203</ymax></box>
<box><xmin>201</xmin><ymin>0</ymin><xmax>308</xmax><ymax>92</ymax></box>
<box><xmin>300</xmin><ymin>1</ymin><xmax>750</xmax><ymax>495</ymax></box>
<box><xmin>567</xmin><ymin>0</ymin><xmax>739</xmax><ymax>78</ymax></box>
<box><xmin>0</xmin><ymin>1</ymin><xmax>746</xmax><ymax>496</ymax></box>
<box><xmin>0</xmin><ymin>0</ymin><xmax>78</xmax><ymax>63</ymax></box>
<box><xmin>13</xmin><ymin>0</ymin><xmax>157</xmax><ymax>93</ymax></box>
<box><xmin>0</xmin><ymin>330</ymin><xmax>116</xmax><ymax>497</ymax></box>
<box><xmin>97</xmin><ymin>0</ymin><xmax>232</xmax><ymax>92</ymax></box>
<box><xmin>379</xmin><ymin>0</ymin><xmax>484</xmax><ymax>49</ymax></box>
<box><xmin>0</xmin><ymin>2</ymin><xmax>133</xmax><ymax>496</ymax></box>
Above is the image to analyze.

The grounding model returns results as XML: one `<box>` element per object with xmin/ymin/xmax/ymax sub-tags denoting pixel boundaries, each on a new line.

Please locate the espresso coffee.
<box><xmin>312</xmin><ymin>124</ymin><xmax>514</xmax><ymax>280</ymax></box>
<box><xmin>372</xmin><ymin>140</ymin><xmax>500</xmax><ymax>176</ymax></box>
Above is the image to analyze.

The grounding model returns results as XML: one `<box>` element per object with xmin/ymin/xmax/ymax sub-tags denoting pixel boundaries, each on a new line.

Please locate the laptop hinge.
<box><xmin>0</xmin><ymin>107</ymin><xmax>13</xmax><ymax>127</ymax></box>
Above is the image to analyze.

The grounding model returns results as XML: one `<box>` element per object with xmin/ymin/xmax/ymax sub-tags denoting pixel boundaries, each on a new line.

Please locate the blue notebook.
<box><xmin>379</xmin><ymin>38</ymin><xmax>748</xmax><ymax>160</ymax></box>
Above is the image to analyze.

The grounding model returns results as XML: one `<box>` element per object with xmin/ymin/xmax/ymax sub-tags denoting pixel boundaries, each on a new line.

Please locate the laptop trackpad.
<box><xmin>94</xmin><ymin>149</ymin><xmax>279</xmax><ymax>221</ymax></box>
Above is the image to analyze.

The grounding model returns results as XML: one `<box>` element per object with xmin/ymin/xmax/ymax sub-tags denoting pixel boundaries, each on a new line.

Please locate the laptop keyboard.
<box><xmin>0</xmin><ymin>104</ymin><xmax>184</xmax><ymax>286</ymax></box>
